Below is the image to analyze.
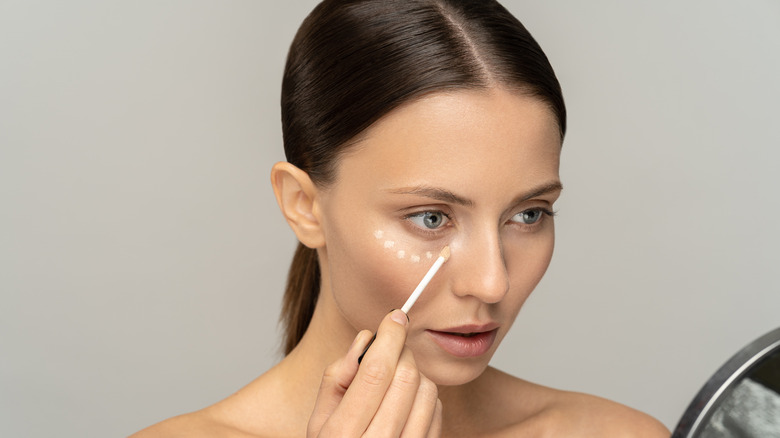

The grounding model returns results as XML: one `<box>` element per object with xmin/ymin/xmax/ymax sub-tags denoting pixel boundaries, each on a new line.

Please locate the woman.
<box><xmin>133</xmin><ymin>0</ymin><xmax>669</xmax><ymax>436</ymax></box>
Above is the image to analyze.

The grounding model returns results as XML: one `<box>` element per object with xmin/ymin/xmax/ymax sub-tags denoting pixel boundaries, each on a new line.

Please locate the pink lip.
<box><xmin>426</xmin><ymin>324</ymin><xmax>499</xmax><ymax>358</ymax></box>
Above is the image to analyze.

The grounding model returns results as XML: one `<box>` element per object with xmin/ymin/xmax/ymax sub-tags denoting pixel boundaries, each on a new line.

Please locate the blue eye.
<box><xmin>408</xmin><ymin>211</ymin><xmax>449</xmax><ymax>230</ymax></box>
<box><xmin>512</xmin><ymin>208</ymin><xmax>551</xmax><ymax>225</ymax></box>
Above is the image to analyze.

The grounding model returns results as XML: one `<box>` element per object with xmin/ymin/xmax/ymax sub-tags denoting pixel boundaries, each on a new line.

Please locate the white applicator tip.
<box><xmin>400</xmin><ymin>246</ymin><xmax>450</xmax><ymax>314</ymax></box>
<box><xmin>359</xmin><ymin>246</ymin><xmax>451</xmax><ymax>364</ymax></box>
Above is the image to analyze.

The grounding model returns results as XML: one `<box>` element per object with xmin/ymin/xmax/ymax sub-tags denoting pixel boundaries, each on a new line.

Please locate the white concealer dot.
<box><xmin>410</xmin><ymin>255</ymin><xmax>421</xmax><ymax>263</ymax></box>
<box><xmin>374</xmin><ymin>230</ymin><xmax>384</xmax><ymax>239</ymax></box>
<box><xmin>397</xmin><ymin>250</ymin><xmax>406</xmax><ymax>259</ymax></box>
<box><xmin>384</xmin><ymin>240</ymin><xmax>395</xmax><ymax>249</ymax></box>
<box><xmin>426</xmin><ymin>251</ymin><xmax>433</xmax><ymax>259</ymax></box>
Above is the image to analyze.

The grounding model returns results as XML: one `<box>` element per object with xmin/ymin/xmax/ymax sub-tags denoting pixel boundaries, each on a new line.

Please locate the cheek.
<box><xmin>327</xmin><ymin>228</ymin><xmax>442</xmax><ymax>331</ymax></box>
<box><xmin>373</xmin><ymin>229</ymin><xmax>440</xmax><ymax>264</ymax></box>
<box><xmin>505</xmin><ymin>232</ymin><xmax>555</xmax><ymax>308</ymax></box>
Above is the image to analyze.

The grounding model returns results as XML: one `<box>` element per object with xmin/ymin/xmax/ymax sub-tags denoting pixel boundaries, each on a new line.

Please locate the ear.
<box><xmin>270</xmin><ymin>161</ymin><xmax>325</xmax><ymax>249</ymax></box>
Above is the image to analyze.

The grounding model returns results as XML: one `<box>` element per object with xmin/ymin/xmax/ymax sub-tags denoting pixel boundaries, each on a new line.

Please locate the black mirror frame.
<box><xmin>672</xmin><ymin>326</ymin><xmax>780</xmax><ymax>438</ymax></box>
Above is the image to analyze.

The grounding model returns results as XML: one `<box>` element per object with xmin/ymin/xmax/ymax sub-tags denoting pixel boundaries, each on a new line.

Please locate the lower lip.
<box><xmin>426</xmin><ymin>329</ymin><xmax>498</xmax><ymax>358</ymax></box>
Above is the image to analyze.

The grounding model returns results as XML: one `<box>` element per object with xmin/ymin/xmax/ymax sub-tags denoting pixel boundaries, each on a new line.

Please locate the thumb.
<box><xmin>307</xmin><ymin>330</ymin><xmax>373</xmax><ymax>436</ymax></box>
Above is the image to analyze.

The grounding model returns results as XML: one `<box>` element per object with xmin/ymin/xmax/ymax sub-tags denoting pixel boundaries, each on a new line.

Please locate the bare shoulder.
<box><xmin>534</xmin><ymin>389</ymin><xmax>671</xmax><ymax>437</ymax></box>
<box><xmin>128</xmin><ymin>366</ymin><xmax>304</xmax><ymax>438</ymax></box>
<box><xmin>477</xmin><ymin>368</ymin><xmax>670</xmax><ymax>437</ymax></box>
<box><xmin>128</xmin><ymin>410</ymin><xmax>257</xmax><ymax>438</ymax></box>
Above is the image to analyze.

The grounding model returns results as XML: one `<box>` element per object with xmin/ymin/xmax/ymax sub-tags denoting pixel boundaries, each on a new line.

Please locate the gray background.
<box><xmin>2</xmin><ymin>1</ymin><xmax>779</xmax><ymax>436</ymax></box>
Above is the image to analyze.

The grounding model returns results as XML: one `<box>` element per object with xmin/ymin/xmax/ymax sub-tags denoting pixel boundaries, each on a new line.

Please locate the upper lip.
<box><xmin>429</xmin><ymin>322</ymin><xmax>500</xmax><ymax>334</ymax></box>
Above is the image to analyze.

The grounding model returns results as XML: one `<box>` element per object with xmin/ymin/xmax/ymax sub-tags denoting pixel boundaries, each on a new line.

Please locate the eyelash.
<box><xmin>403</xmin><ymin>207</ymin><xmax>556</xmax><ymax>237</ymax></box>
<box><xmin>510</xmin><ymin>208</ymin><xmax>557</xmax><ymax>227</ymax></box>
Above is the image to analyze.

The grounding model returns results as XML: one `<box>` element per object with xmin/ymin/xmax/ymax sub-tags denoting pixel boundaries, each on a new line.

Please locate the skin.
<box><xmin>131</xmin><ymin>88</ymin><xmax>670</xmax><ymax>437</ymax></box>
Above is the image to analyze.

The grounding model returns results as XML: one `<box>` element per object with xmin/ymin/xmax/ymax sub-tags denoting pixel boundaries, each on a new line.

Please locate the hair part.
<box><xmin>279</xmin><ymin>0</ymin><xmax>566</xmax><ymax>354</ymax></box>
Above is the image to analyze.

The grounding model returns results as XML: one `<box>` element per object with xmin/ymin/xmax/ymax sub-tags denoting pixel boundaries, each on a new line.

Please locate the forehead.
<box><xmin>329</xmin><ymin>88</ymin><xmax>561</xmax><ymax>199</ymax></box>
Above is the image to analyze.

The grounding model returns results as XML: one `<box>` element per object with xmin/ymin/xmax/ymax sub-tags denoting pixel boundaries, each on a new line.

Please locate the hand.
<box><xmin>307</xmin><ymin>309</ymin><xmax>442</xmax><ymax>437</ymax></box>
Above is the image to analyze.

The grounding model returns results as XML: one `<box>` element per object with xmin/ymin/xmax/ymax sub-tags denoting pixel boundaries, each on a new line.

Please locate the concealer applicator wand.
<box><xmin>358</xmin><ymin>246</ymin><xmax>451</xmax><ymax>364</ymax></box>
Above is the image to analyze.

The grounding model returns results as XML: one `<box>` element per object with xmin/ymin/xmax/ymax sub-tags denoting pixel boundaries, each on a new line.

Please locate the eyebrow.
<box><xmin>386</xmin><ymin>181</ymin><xmax>563</xmax><ymax>207</ymax></box>
<box><xmin>386</xmin><ymin>186</ymin><xmax>475</xmax><ymax>206</ymax></box>
<box><xmin>513</xmin><ymin>181</ymin><xmax>564</xmax><ymax>203</ymax></box>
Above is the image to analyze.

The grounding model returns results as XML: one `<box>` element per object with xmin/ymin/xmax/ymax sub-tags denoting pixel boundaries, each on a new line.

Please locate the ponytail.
<box><xmin>280</xmin><ymin>243</ymin><xmax>321</xmax><ymax>354</ymax></box>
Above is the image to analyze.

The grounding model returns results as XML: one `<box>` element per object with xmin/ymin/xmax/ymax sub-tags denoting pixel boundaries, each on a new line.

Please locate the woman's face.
<box><xmin>316</xmin><ymin>88</ymin><xmax>562</xmax><ymax>385</ymax></box>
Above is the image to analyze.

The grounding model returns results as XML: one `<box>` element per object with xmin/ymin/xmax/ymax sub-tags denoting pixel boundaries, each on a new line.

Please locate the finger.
<box><xmin>357</xmin><ymin>309</ymin><xmax>408</xmax><ymax>367</ymax></box>
<box><xmin>364</xmin><ymin>348</ymin><xmax>420</xmax><ymax>436</ymax></box>
<box><xmin>359</xmin><ymin>309</ymin><xmax>408</xmax><ymax>363</ymax></box>
<box><xmin>319</xmin><ymin>309</ymin><xmax>409</xmax><ymax>435</ymax></box>
<box><xmin>307</xmin><ymin>330</ymin><xmax>373</xmax><ymax>436</ymax></box>
<box><xmin>427</xmin><ymin>399</ymin><xmax>443</xmax><ymax>438</ymax></box>
<box><xmin>399</xmin><ymin>373</ymin><xmax>439</xmax><ymax>438</ymax></box>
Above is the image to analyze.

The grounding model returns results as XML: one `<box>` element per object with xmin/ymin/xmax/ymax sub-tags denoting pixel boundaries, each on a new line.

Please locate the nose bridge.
<box><xmin>450</xmin><ymin>224</ymin><xmax>509</xmax><ymax>304</ymax></box>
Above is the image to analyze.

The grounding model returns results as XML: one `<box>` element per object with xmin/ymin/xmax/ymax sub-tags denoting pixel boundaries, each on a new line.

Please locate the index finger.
<box><xmin>308</xmin><ymin>329</ymin><xmax>374</xmax><ymax>435</ymax></box>
<box><xmin>319</xmin><ymin>309</ymin><xmax>409</xmax><ymax>435</ymax></box>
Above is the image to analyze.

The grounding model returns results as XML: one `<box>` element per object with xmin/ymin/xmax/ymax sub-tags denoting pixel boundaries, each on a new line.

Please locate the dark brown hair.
<box><xmin>279</xmin><ymin>0</ymin><xmax>566</xmax><ymax>354</ymax></box>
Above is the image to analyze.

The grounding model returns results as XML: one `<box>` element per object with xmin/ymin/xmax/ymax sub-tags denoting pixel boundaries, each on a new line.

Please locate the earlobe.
<box><xmin>270</xmin><ymin>162</ymin><xmax>325</xmax><ymax>249</ymax></box>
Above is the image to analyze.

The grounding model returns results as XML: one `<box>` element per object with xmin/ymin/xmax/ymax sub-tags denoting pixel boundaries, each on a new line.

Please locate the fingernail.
<box><xmin>389</xmin><ymin>309</ymin><xmax>409</xmax><ymax>326</ymax></box>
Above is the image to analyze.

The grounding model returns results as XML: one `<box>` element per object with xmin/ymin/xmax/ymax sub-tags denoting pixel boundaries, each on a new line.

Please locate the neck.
<box><xmin>272</xmin><ymin>290</ymin><xmax>362</xmax><ymax>404</ymax></box>
<box><xmin>297</xmin><ymin>305</ymin><xmax>355</xmax><ymax>357</ymax></box>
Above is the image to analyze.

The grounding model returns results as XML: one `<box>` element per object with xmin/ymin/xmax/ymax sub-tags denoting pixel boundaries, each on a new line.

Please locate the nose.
<box><xmin>449</xmin><ymin>228</ymin><xmax>510</xmax><ymax>304</ymax></box>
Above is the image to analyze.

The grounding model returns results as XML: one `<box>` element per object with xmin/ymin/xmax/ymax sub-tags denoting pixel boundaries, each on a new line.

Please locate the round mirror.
<box><xmin>673</xmin><ymin>326</ymin><xmax>780</xmax><ymax>437</ymax></box>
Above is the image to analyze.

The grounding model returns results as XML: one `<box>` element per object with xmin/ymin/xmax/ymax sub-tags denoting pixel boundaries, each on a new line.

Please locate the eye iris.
<box><xmin>522</xmin><ymin>210</ymin><xmax>540</xmax><ymax>224</ymax></box>
<box><xmin>423</xmin><ymin>212</ymin><xmax>442</xmax><ymax>228</ymax></box>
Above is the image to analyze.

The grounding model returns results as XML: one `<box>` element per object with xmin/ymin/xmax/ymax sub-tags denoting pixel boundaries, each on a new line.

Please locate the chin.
<box><xmin>419</xmin><ymin>355</ymin><xmax>493</xmax><ymax>387</ymax></box>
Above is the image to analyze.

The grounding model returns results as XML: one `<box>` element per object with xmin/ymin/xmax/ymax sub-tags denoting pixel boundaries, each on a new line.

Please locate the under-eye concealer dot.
<box><xmin>411</xmin><ymin>255</ymin><xmax>420</xmax><ymax>263</ymax></box>
<box><xmin>426</xmin><ymin>251</ymin><xmax>433</xmax><ymax>259</ymax></box>
<box><xmin>397</xmin><ymin>250</ymin><xmax>406</xmax><ymax>259</ymax></box>
<box><xmin>384</xmin><ymin>240</ymin><xmax>395</xmax><ymax>249</ymax></box>
<box><xmin>374</xmin><ymin>230</ymin><xmax>384</xmax><ymax>239</ymax></box>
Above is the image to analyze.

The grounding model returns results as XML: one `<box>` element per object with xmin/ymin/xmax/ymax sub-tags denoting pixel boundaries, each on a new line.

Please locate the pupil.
<box><xmin>424</xmin><ymin>213</ymin><xmax>440</xmax><ymax>228</ymax></box>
